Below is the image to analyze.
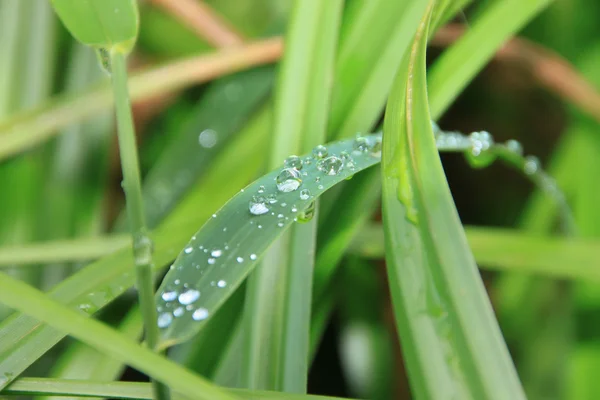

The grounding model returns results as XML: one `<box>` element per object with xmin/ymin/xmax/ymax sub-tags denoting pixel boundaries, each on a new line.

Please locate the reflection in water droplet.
<box><xmin>249</xmin><ymin>196</ymin><xmax>270</xmax><ymax>215</ymax></box>
<box><xmin>178</xmin><ymin>289</ymin><xmax>200</xmax><ymax>305</ymax></box>
<box><xmin>353</xmin><ymin>136</ymin><xmax>369</xmax><ymax>152</ymax></box>
<box><xmin>317</xmin><ymin>156</ymin><xmax>344</xmax><ymax>176</ymax></box>
<box><xmin>276</xmin><ymin>168</ymin><xmax>302</xmax><ymax>192</ymax></box>
<box><xmin>158</xmin><ymin>312</ymin><xmax>173</xmax><ymax>328</ymax></box>
<box><xmin>198</xmin><ymin>129</ymin><xmax>218</xmax><ymax>148</ymax></box>
<box><xmin>193</xmin><ymin>308</ymin><xmax>209</xmax><ymax>321</ymax></box>
<box><xmin>258</xmin><ymin>185</ymin><xmax>265</xmax><ymax>194</ymax></box>
<box><xmin>300</xmin><ymin>189</ymin><xmax>311</xmax><ymax>200</ymax></box>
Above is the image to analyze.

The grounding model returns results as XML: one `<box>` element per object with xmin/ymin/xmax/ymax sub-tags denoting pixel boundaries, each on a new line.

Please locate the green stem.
<box><xmin>109</xmin><ymin>49</ymin><xmax>170</xmax><ymax>400</ymax></box>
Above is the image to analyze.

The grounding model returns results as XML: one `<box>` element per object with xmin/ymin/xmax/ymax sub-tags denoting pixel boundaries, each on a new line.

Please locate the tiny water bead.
<box><xmin>184</xmin><ymin>247</ymin><xmax>193</xmax><ymax>254</ymax></box>
<box><xmin>524</xmin><ymin>155</ymin><xmax>540</xmax><ymax>175</ymax></box>
<box><xmin>208</xmin><ymin>258</ymin><xmax>216</xmax><ymax>265</ymax></box>
<box><xmin>353</xmin><ymin>136</ymin><xmax>369</xmax><ymax>152</ymax></box>
<box><xmin>317</xmin><ymin>156</ymin><xmax>344</xmax><ymax>176</ymax></box>
<box><xmin>505</xmin><ymin>139</ymin><xmax>524</xmax><ymax>156</ymax></box>
<box><xmin>258</xmin><ymin>185</ymin><xmax>265</xmax><ymax>194</ymax></box>
<box><xmin>300</xmin><ymin>189</ymin><xmax>311</xmax><ymax>200</ymax></box>
<box><xmin>250</xmin><ymin>254</ymin><xmax>257</xmax><ymax>260</ymax></box>
<box><xmin>237</xmin><ymin>256</ymin><xmax>244</xmax><ymax>263</ymax></box>
<box><xmin>276</xmin><ymin>168</ymin><xmax>302</xmax><ymax>192</ymax></box>
<box><xmin>466</xmin><ymin>131</ymin><xmax>496</xmax><ymax>168</ymax></box>
<box><xmin>312</xmin><ymin>145</ymin><xmax>328</xmax><ymax>159</ymax></box>
<box><xmin>157</xmin><ymin>312</ymin><xmax>173</xmax><ymax>328</ymax></box>
<box><xmin>211</xmin><ymin>249</ymin><xmax>222</xmax><ymax>258</ymax></box>
<box><xmin>178</xmin><ymin>289</ymin><xmax>200</xmax><ymax>305</ymax></box>
<box><xmin>161</xmin><ymin>290</ymin><xmax>178</xmax><ymax>302</ymax></box>
<box><xmin>198</xmin><ymin>129</ymin><xmax>218</xmax><ymax>148</ymax></box>
<box><xmin>267</xmin><ymin>194</ymin><xmax>278</xmax><ymax>204</ymax></box>
<box><xmin>173</xmin><ymin>307</ymin><xmax>185</xmax><ymax>317</ymax></box>
<box><xmin>192</xmin><ymin>308</ymin><xmax>209</xmax><ymax>321</ymax></box>
<box><xmin>217</xmin><ymin>280</ymin><xmax>227</xmax><ymax>288</ymax></box>
<box><xmin>249</xmin><ymin>196</ymin><xmax>270</xmax><ymax>215</ymax></box>
<box><xmin>284</xmin><ymin>155</ymin><xmax>303</xmax><ymax>170</ymax></box>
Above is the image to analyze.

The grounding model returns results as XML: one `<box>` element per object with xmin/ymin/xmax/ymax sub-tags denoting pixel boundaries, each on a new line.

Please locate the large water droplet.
<box><xmin>249</xmin><ymin>196</ymin><xmax>270</xmax><ymax>215</ymax></box>
<box><xmin>161</xmin><ymin>290</ymin><xmax>178</xmax><ymax>302</ymax></box>
<box><xmin>312</xmin><ymin>145</ymin><xmax>328</xmax><ymax>159</ymax></box>
<box><xmin>284</xmin><ymin>155</ymin><xmax>303</xmax><ymax>170</ymax></box>
<box><xmin>298</xmin><ymin>201</ymin><xmax>316</xmax><ymax>223</ymax></box>
<box><xmin>157</xmin><ymin>312</ymin><xmax>173</xmax><ymax>328</ymax></box>
<box><xmin>193</xmin><ymin>308</ymin><xmax>209</xmax><ymax>321</ymax></box>
<box><xmin>317</xmin><ymin>156</ymin><xmax>344</xmax><ymax>176</ymax></box>
<box><xmin>276</xmin><ymin>168</ymin><xmax>302</xmax><ymax>192</ymax></box>
<box><xmin>178</xmin><ymin>289</ymin><xmax>200</xmax><ymax>305</ymax></box>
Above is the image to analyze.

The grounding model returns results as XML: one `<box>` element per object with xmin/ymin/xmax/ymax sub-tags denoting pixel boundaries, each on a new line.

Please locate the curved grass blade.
<box><xmin>155</xmin><ymin>133</ymin><xmax>383</xmax><ymax>347</ymax></box>
<box><xmin>381</xmin><ymin>4</ymin><xmax>525</xmax><ymax>398</ymax></box>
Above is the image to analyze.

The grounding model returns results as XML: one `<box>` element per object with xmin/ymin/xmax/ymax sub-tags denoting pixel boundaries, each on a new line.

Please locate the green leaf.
<box><xmin>3</xmin><ymin>378</ymin><xmax>353</xmax><ymax>400</ymax></box>
<box><xmin>0</xmin><ymin>273</ymin><xmax>236</xmax><ymax>400</ymax></box>
<box><xmin>155</xmin><ymin>133</ymin><xmax>383</xmax><ymax>348</ymax></box>
<box><xmin>381</xmin><ymin>3</ymin><xmax>525</xmax><ymax>398</ymax></box>
<box><xmin>50</xmin><ymin>0</ymin><xmax>139</xmax><ymax>52</ymax></box>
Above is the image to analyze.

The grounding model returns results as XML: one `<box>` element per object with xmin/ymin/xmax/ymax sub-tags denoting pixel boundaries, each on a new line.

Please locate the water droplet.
<box><xmin>524</xmin><ymin>156</ymin><xmax>540</xmax><ymax>175</ymax></box>
<box><xmin>178</xmin><ymin>289</ymin><xmax>200</xmax><ymax>305</ymax></box>
<box><xmin>184</xmin><ymin>247</ymin><xmax>193</xmax><ymax>254</ymax></box>
<box><xmin>506</xmin><ymin>139</ymin><xmax>523</xmax><ymax>156</ymax></box>
<box><xmin>267</xmin><ymin>194</ymin><xmax>278</xmax><ymax>204</ymax></box>
<box><xmin>368</xmin><ymin>136</ymin><xmax>382</xmax><ymax>154</ymax></box>
<box><xmin>277</xmin><ymin>222</ymin><xmax>284</xmax><ymax>227</ymax></box>
<box><xmin>277</xmin><ymin>213</ymin><xmax>284</xmax><ymax>218</ymax></box>
<box><xmin>249</xmin><ymin>196</ymin><xmax>270</xmax><ymax>215</ymax></box>
<box><xmin>353</xmin><ymin>136</ymin><xmax>369</xmax><ymax>152</ymax></box>
<box><xmin>258</xmin><ymin>185</ymin><xmax>265</xmax><ymax>194</ymax></box>
<box><xmin>291</xmin><ymin>206</ymin><xmax>298</xmax><ymax>212</ymax></box>
<box><xmin>173</xmin><ymin>307</ymin><xmax>184</xmax><ymax>317</ymax></box>
<box><xmin>304</xmin><ymin>157</ymin><xmax>312</xmax><ymax>165</ymax></box>
<box><xmin>211</xmin><ymin>249</ymin><xmax>222</xmax><ymax>258</ymax></box>
<box><xmin>317</xmin><ymin>156</ymin><xmax>344</xmax><ymax>176</ymax></box>
<box><xmin>318</xmin><ymin>184</ymin><xmax>324</xmax><ymax>190</ymax></box>
<box><xmin>276</xmin><ymin>168</ymin><xmax>302</xmax><ymax>192</ymax></box>
<box><xmin>284</xmin><ymin>155</ymin><xmax>303</xmax><ymax>170</ymax></box>
<box><xmin>312</xmin><ymin>145</ymin><xmax>328</xmax><ymax>159</ymax></box>
<box><xmin>217</xmin><ymin>280</ymin><xmax>227</xmax><ymax>288</ymax></box>
<box><xmin>157</xmin><ymin>312</ymin><xmax>173</xmax><ymax>328</ymax></box>
<box><xmin>300</xmin><ymin>189</ymin><xmax>311</xmax><ymax>200</ymax></box>
<box><xmin>298</xmin><ymin>201</ymin><xmax>316</xmax><ymax>222</ymax></box>
<box><xmin>208</xmin><ymin>258</ymin><xmax>216</xmax><ymax>265</ymax></box>
<box><xmin>192</xmin><ymin>308</ymin><xmax>209</xmax><ymax>321</ymax></box>
<box><xmin>198</xmin><ymin>129</ymin><xmax>218</xmax><ymax>148</ymax></box>
<box><xmin>237</xmin><ymin>256</ymin><xmax>244</xmax><ymax>263</ymax></box>
<box><xmin>250</xmin><ymin>254</ymin><xmax>257</xmax><ymax>260</ymax></box>
<box><xmin>161</xmin><ymin>290</ymin><xmax>178</xmax><ymax>302</ymax></box>
<box><xmin>95</xmin><ymin>48</ymin><xmax>112</xmax><ymax>74</ymax></box>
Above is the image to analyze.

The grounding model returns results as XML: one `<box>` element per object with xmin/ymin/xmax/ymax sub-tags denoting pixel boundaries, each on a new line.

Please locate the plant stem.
<box><xmin>109</xmin><ymin>49</ymin><xmax>170</xmax><ymax>400</ymax></box>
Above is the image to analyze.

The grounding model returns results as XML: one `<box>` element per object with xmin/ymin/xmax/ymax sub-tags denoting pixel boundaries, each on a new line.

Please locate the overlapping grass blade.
<box><xmin>381</xmin><ymin>3</ymin><xmax>524</xmax><ymax>398</ymax></box>
<box><xmin>0</xmin><ymin>273</ymin><xmax>235</xmax><ymax>400</ymax></box>
<box><xmin>4</xmin><ymin>378</ymin><xmax>353</xmax><ymax>400</ymax></box>
<box><xmin>241</xmin><ymin>0</ymin><xmax>343</xmax><ymax>391</ymax></box>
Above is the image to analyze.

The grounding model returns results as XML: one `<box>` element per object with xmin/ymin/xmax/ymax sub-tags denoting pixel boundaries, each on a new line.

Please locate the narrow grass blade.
<box><xmin>155</xmin><ymin>133</ymin><xmax>382</xmax><ymax>348</ymax></box>
<box><xmin>241</xmin><ymin>0</ymin><xmax>343</xmax><ymax>392</ymax></box>
<box><xmin>3</xmin><ymin>378</ymin><xmax>352</xmax><ymax>400</ymax></box>
<box><xmin>0</xmin><ymin>273</ymin><xmax>237</xmax><ymax>400</ymax></box>
<box><xmin>381</xmin><ymin>4</ymin><xmax>524</xmax><ymax>398</ymax></box>
<box><xmin>0</xmin><ymin>38</ymin><xmax>281</xmax><ymax>161</ymax></box>
<box><xmin>351</xmin><ymin>225</ymin><xmax>600</xmax><ymax>281</ymax></box>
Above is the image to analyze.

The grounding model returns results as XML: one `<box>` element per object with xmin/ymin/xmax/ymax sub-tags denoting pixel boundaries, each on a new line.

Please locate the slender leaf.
<box><xmin>381</xmin><ymin>3</ymin><xmax>524</xmax><ymax>398</ymax></box>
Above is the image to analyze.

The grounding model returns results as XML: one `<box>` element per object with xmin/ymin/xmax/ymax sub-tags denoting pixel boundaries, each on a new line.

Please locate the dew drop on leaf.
<box><xmin>300</xmin><ymin>189</ymin><xmax>311</xmax><ymax>200</ymax></box>
<box><xmin>317</xmin><ymin>156</ymin><xmax>344</xmax><ymax>176</ymax></box>
<box><xmin>178</xmin><ymin>289</ymin><xmax>200</xmax><ymax>305</ymax></box>
<box><xmin>161</xmin><ymin>290</ymin><xmax>178</xmax><ymax>302</ymax></box>
<box><xmin>157</xmin><ymin>312</ymin><xmax>173</xmax><ymax>328</ymax></box>
<box><xmin>312</xmin><ymin>145</ymin><xmax>328</xmax><ymax>159</ymax></box>
<box><xmin>192</xmin><ymin>308</ymin><xmax>209</xmax><ymax>321</ymax></box>
<box><xmin>249</xmin><ymin>196</ymin><xmax>270</xmax><ymax>215</ymax></box>
<box><xmin>284</xmin><ymin>155</ymin><xmax>303</xmax><ymax>170</ymax></box>
<box><xmin>276</xmin><ymin>168</ymin><xmax>302</xmax><ymax>192</ymax></box>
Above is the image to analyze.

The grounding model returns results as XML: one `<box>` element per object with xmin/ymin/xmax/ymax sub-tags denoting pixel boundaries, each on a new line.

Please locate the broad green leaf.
<box><xmin>381</xmin><ymin>3</ymin><xmax>524</xmax><ymax>398</ymax></box>
<box><xmin>3</xmin><ymin>378</ymin><xmax>352</xmax><ymax>400</ymax></box>
<box><xmin>155</xmin><ymin>133</ymin><xmax>383</xmax><ymax>348</ymax></box>
<box><xmin>50</xmin><ymin>0</ymin><xmax>138</xmax><ymax>52</ymax></box>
